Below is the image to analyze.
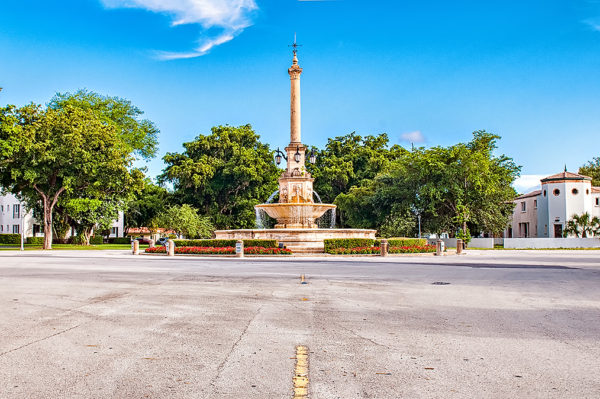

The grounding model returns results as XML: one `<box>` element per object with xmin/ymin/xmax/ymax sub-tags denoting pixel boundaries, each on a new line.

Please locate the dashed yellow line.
<box><xmin>293</xmin><ymin>345</ymin><xmax>309</xmax><ymax>399</ymax></box>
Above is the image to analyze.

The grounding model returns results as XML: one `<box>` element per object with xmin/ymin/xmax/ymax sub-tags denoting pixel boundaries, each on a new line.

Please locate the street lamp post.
<box><xmin>20</xmin><ymin>204</ymin><xmax>25</xmax><ymax>251</ymax></box>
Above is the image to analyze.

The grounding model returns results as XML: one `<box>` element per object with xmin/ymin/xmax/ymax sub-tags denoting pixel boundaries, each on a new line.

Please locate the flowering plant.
<box><xmin>145</xmin><ymin>246</ymin><xmax>292</xmax><ymax>255</ymax></box>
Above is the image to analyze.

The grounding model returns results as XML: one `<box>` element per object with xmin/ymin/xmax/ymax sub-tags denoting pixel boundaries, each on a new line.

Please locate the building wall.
<box><xmin>509</xmin><ymin>195</ymin><xmax>538</xmax><ymax>238</ymax></box>
<box><xmin>543</xmin><ymin>180</ymin><xmax>593</xmax><ymax>237</ymax></box>
<box><xmin>1</xmin><ymin>191</ymin><xmax>124</xmax><ymax>238</ymax></box>
<box><xmin>537</xmin><ymin>189</ymin><xmax>549</xmax><ymax>238</ymax></box>
<box><xmin>0</xmin><ymin>192</ymin><xmax>37</xmax><ymax>237</ymax></box>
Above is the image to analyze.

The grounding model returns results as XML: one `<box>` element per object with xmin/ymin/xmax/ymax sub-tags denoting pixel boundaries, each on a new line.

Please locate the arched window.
<box><xmin>553</xmin><ymin>189</ymin><xmax>560</xmax><ymax>196</ymax></box>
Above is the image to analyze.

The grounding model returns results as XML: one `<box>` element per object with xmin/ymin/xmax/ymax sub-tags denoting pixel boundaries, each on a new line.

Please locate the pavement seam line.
<box><xmin>0</xmin><ymin>324</ymin><xmax>80</xmax><ymax>358</ymax></box>
<box><xmin>293</xmin><ymin>345</ymin><xmax>309</xmax><ymax>399</ymax></box>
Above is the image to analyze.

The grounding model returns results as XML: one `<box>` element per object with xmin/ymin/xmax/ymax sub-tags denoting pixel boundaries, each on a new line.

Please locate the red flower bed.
<box><xmin>145</xmin><ymin>246</ymin><xmax>292</xmax><ymax>255</ymax></box>
<box><xmin>327</xmin><ymin>244</ymin><xmax>436</xmax><ymax>255</ymax></box>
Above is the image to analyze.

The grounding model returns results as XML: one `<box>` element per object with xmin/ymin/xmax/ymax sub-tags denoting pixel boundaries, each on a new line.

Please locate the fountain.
<box><xmin>215</xmin><ymin>40</ymin><xmax>376</xmax><ymax>252</ymax></box>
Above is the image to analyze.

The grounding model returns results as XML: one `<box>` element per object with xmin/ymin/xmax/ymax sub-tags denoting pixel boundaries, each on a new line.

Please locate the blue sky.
<box><xmin>1</xmin><ymin>0</ymin><xmax>600</xmax><ymax>193</ymax></box>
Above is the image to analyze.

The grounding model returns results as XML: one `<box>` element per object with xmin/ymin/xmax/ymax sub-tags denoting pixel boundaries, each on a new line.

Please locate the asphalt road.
<box><xmin>0</xmin><ymin>250</ymin><xmax>599</xmax><ymax>398</ymax></box>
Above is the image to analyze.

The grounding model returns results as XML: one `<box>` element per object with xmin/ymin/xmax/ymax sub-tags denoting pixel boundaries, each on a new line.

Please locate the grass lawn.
<box><xmin>0</xmin><ymin>244</ymin><xmax>149</xmax><ymax>251</ymax></box>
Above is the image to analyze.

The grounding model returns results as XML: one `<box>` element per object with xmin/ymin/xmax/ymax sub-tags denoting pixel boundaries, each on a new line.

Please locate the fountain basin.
<box><xmin>214</xmin><ymin>228</ymin><xmax>377</xmax><ymax>253</ymax></box>
<box><xmin>255</xmin><ymin>203</ymin><xmax>336</xmax><ymax>229</ymax></box>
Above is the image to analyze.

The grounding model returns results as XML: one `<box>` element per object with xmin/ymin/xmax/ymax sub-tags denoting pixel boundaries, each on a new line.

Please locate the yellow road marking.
<box><xmin>293</xmin><ymin>345</ymin><xmax>309</xmax><ymax>399</ymax></box>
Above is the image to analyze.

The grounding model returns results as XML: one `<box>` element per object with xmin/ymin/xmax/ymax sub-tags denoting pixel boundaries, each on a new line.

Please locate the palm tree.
<box><xmin>565</xmin><ymin>212</ymin><xmax>600</xmax><ymax>238</ymax></box>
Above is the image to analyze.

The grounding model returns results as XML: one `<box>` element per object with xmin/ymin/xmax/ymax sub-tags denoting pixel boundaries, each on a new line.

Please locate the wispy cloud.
<box><xmin>513</xmin><ymin>174</ymin><xmax>546</xmax><ymax>194</ymax></box>
<box><xmin>584</xmin><ymin>19</ymin><xmax>600</xmax><ymax>31</ymax></box>
<box><xmin>400</xmin><ymin>130</ymin><xmax>426</xmax><ymax>144</ymax></box>
<box><xmin>101</xmin><ymin>0</ymin><xmax>258</xmax><ymax>59</ymax></box>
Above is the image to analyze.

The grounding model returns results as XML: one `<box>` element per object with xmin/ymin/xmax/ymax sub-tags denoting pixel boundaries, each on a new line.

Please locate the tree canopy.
<box><xmin>579</xmin><ymin>157</ymin><xmax>600</xmax><ymax>187</ymax></box>
<box><xmin>0</xmin><ymin>91</ymin><xmax>157</xmax><ymax>248</ymax></box>
<box><xmin>160</xmin><ymin>125</ymin><xmax>280</xmax><ymax>229</ymax></box>
<box><xmin>336</xmin><ymin>131</ymin><xmax>520</xmax><ymax>237</ymax></box>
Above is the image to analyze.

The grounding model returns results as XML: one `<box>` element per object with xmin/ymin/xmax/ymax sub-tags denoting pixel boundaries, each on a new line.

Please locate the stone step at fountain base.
<box><xmin>284</xmin><ymin>245</ymin><xmax>324</xmax><ymax>254</ymax></box>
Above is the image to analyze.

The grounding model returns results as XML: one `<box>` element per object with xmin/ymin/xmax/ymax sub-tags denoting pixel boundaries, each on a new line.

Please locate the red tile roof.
<box><xmin>541</xmin><ymin>171</ymin><xmax>592</xmax><ymax>183</ymax></box>
<box><xmin>592</xmin><ymin>187</ymin><xmax>600</xmax><ymax>193</ymax></box>
<box><xmin>516</xmin><ymin>190</ymin><xmax>541</xmax><ymax>200</ymax></box>
<box><xmin>126</xmin><ymin>227</ymin><xmax>176</xmax><ymax>235</ymax></box>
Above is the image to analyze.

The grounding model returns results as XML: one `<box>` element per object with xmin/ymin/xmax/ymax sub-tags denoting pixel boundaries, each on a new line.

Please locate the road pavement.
<box><xmin>0</xmin><ymin>250</ymin><xmax>599</xmax><ymax>398</ymax></box>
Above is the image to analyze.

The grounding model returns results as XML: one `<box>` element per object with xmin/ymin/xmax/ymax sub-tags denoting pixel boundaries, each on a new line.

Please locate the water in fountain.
<box><xmin>330</xmin><ymin>207</ymin><xmax>336</xmax><ymax>228</ymax></box>
<box><xmin>266</xmin><ymin>190</ymin><xmax>279</xmax><ymax>203</ymax></box>
<box><xmin>313</xmin><ymin>191</ymin><xmax>322</xmax><ymax>203</ymax></box>
<box><xmin>255</xmin><ymin>208</ymin><xmax>265</xmax><ymax>229</ymax></box>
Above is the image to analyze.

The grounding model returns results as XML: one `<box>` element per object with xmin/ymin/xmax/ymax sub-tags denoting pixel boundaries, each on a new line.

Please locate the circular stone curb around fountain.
<box><xmin>214</xmin><ymin>228</ymin><xmax>377</xmax><ymax>253</ymax></box>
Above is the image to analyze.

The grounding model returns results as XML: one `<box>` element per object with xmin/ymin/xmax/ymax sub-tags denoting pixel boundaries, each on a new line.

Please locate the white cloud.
<box><xmin>513</xmin><ymin>174</ymin><xmax>547</xmax><ymax>194</ymax></box>
<box><xmin>101</xmin><ymin>0</ymin><xmax>258</xmax><ymax>59</ymax></box>
<box><xmin>400</xmin><ymin>130</ymin><xmax>426</xmax><ymax>144</ymax></box>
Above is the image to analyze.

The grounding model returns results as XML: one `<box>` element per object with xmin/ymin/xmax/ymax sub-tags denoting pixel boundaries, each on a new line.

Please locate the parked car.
<box><xmin>134</xmin><ymin>237</ymin><xmax>152</xmax><ymax>245</ymax></box>
<box><xmin>156</xmin><ymin>237</ymin><xmax>169</xmax><ymax>246</ymax></box>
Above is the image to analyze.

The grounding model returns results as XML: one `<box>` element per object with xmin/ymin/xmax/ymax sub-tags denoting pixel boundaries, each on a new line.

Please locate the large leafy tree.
<box><xmin>579</xmin><ymin>157</ymin><xmax>600</xmax><ymax>186</ymax></box>
<box><xmin>336</xmin><ymin>131</ymin><xmax>520</xmax><ymax>237</ymax></box>
<box><xmin>0</xmin><ymin>104</ymin><xmax>137</xmax><ymax>249</ymax></box>
<box><xmin>306</xmin><ymin>132</ymin><xmax>407</xmax><ymax>204</ymax></box>
<box><xmin>160</xmin><ymin>125</ymin><xmax>280</xmax><ymax>229</ymax></box>
<box><xmin>124</xmin><ymin>179</ymin><xmax>172</xmax><ymax>231</ymax></box>
<box><xmin>49</xmin><ymin>90</ymin><xmax>159</xmax><ymax>160</ymax></box>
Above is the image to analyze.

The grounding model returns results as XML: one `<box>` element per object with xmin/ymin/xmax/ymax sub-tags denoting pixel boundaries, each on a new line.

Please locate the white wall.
<box><xmin>427</xmin><ymin>238</ymin><xmax>494</xmax><ymax>248</ymax></box>
<box><xmin>504</xmin><ymin>238</ymin><xmax>600</xmax><ymax>249</ymax></box>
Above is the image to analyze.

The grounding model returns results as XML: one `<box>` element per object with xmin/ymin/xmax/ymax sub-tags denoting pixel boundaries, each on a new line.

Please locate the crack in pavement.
<box><xmin>206</xmin><ymin>304</ymin><xmax>264</xmax><ymax>395</ymax></box>
<box><xmin>0</xmin><ymin>324</ymin><xmax>80</xmax><ymax>358</ymax></box>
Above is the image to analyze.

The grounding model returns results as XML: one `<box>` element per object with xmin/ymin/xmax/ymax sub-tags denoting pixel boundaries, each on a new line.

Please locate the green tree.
<box><xmin>336</xmin><ymin>131</ymin><xmax>520</xmax><ymax>237</ymax></box>
<box><xmin>160</xmin><ymin>125</ymin><xmax>280</xmax><ymax>229</ymax></box>
<box><xmin>155</xmin><ymin>204</ymin><xmax>213</xmax><ymax>239</ymax></box>
<box><xmin>49</xmin><ymin>90</ymin><xmax>159</xmax><ymax>160</ymax></box>
<box><xmin>579</xmin><ymin>157</ymin><xmax>600</xmax><ymax>186</ymax></box>
<box><xmin>307</xmin><ymin>132</ymin><xmax>407</xmax><ymax>204</ymax></box>
<box><xmin>565</xmin><ymin>212</ymin><xmax>600</xmax><ymax>238</ymax></box>
<box><xmin>124</xmin><ymin>179</ymin><xmax>172</xmax><ymax>231</ymax></box>
<box><xmin>63</xmin><ymin>198</ymin><xmax>120</xmax><ymax>245</ymax></box>
<box><xmin>0</xmin><ymin>104</ymin><xmax>137</xmax><ymax>249</ymax></box>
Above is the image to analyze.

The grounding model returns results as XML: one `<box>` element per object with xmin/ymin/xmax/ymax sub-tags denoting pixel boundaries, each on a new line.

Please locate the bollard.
<box><xmin>435</xmin><ymin>239</ymin><xmax>443</xmax><ymax>256</ymax></box>
<box><xmin>235</xmin><ymin>240</ymin><xmax>244</xmax><ymax>258</ymax></box>
<box><xmin>167</xmin><ymin>239</ymin><xmax>175</xmax><ymax>257</ymax></box>
<box><xmin>380</xmin><ymin>239</ymin><xmax>389</xmax><ymax>257</ymax></box>
<box><xmin>149</xmin><ymin>239</ymin><xmax>155</xmax><ymax>249</ymax></box>
<box><xmin>456</xmin><ymin>239</ymin><xmax>463</xmax><ymax>255</ymax></box>
<box><xmin>132</xmin><ymin>240</ymin><xmax>140</xmax><ymax>255</ymax></box>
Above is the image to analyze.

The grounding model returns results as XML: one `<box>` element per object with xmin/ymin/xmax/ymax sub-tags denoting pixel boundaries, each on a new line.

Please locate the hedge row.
<box><xmin>326</xmin><ymin>244</ymin><xmax>437</xmax><ymax>255</ymax></box>
<box><xmin>0</xmin><ymin>234</ymin><xmax>21</xmax><ymax>244</ymax></box>
<box><xmin>108</xmin><ymin>237</ymin><xmax>132</xmax><ymax>244</ymax></box>
<box><xmin>375</xmin><ymin>238</ymin><xmax>427</xmax><ymax>247</ymax></box>
<box><xmin>27</xmin><ymin>237</ymin><xmax>44</xmax><ymax>245</ymax></box>
<box><xmin>172</xmin><ymin>239</ymin><xmax>278</xmax><ymax>248</ymax></box>
<box><xmin>323</xmin><ymin>238</ymin><xmax>375</xmax><ymax>252</ymax></box>
<box><xmin>90</xmin><ymin>236</ymin><xmax>103</xmax><ymax>245</ymax></box>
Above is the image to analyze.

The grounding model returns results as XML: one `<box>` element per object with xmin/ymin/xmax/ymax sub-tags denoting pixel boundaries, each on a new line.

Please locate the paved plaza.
<box><xmin>0</xmin><ymin>250</ymin><xmax>599</xmax><ymax>398</ymax></box>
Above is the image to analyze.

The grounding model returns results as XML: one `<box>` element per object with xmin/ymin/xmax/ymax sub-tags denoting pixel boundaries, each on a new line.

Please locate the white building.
<box><xmin>0</xmin><ymin>192</ymin><xmax>37</xmax><ymax>237</ymax></box>
<box><xmin>0</xmin><ymin>191</ymin><xmax>124</xmax><ymax>239</ymax></box>
<box><xmin>507</xmin><ymin>171</ymin><xmax>600</xmax><ymax>238</ymax></box>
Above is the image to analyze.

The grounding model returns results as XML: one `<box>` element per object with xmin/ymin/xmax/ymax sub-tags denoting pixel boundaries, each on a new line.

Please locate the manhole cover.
<box><xmin>431</xmin><ymin>282</ymin><xmax>450</xmax><ymax>285</ymax></box>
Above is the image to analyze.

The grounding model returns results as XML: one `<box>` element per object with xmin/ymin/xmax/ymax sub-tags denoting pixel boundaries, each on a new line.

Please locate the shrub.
<box><xmin>324</xmin><ymin>238</ymin><xmax>375</xmax><ymax>252</ymax></box>
<box><xmin>71</xmin><ymin>234</ymin><xmax>87</xmax><ymax>245</ymax></box>
<box><xmin>375</xmin><ymin>238</ymin><xmax>427</xmax><ymax>247</ymax></box>
<box><xmin>0</xmin><ymin>234</ymin><xmax>21</xmax><ymax>245</ymax></box>
<box><xmin>90</xmin><ymin>236</ymin><xmax>103</xmax><ymax>245</ymax></box>
<box><xmin>108</xmin><ymin>237</ymin><xmax>131</xmax><ymax>244</ymax></box>
<box><xmin>388</xmin><ymin>244</ymin><xmax>436</xmax><ymax>254</ymax></box>
<box><xmin>172</xmin><ymin>239</ymin><xmax>278</xmax><ymax>248</ymax></box>
<box><xmin>26</xmin><ymin>237</ymin><xmax>45</xmax><ymax>245</ymax></box>
<box><xmin>326</xmin><ymin>244</ymin><xmax>436</xmax><ymax>255</ymax></box>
